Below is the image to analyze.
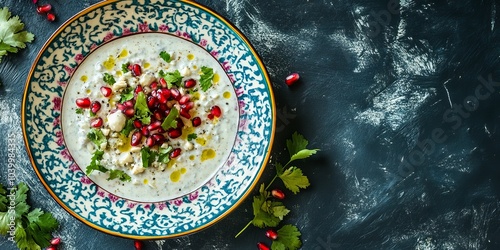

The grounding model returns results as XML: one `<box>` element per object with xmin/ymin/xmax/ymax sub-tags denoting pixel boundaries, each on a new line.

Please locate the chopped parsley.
<box><xmin>119</xmin><ymin>87</ymin><xmax>134</xmax><ymax>103</ymax></box>
<box><xmin>161</xmin><ymin>107</ymin><xmax>179</xmax><ymax>130</ymax></box>
<box><xmin>200</xmin><ymin>66</ymin><xmax>214</xmax><ymax>91</ymax></box>
<box><xmin>107</xmin><ymin>169</ymin><xmax>131</xmax><ymax>182</ymax></box>
<box><xmin>159</xmin><ymin>51</ymin><xmax>172</xmax><ymax>63</ymax></box>
<box><xmin>159</xmin><ymin>69</ymin><xmax>182</xmax><ymax>88</ymax></box>
<box><xmin>85</xmin><ymin>150</ymin><xmax>107</xmax><ymax>175</ymax></box>
<box><xmin>87</xmin><ymin>129</ymin><xmax>106</xmax><ymax>147</ymax></box>
<box><xmin>157</xmin><ymin>146</ymin><xmax>173</xmax><ymax>164</ymax></box>
<box><xmin>121</xmin><ymin>62</ymin><xmax>130</xmax><ymax>73</ymax></box>
<box><xmin>120</xmin><ymin>119</ymin><xmax>135</xmax><ymax>136</ymax></box>
<box><xmin>75</xmin><ymin>108</ymin><xmax>84</xmax><ymax>114</ymax></box>
<box><xmin>103</xmin><ymin>73</ymin><xmax>116</xmax><ymax>85</ymax></box>
<box><xmin>134</xmin><ymin>92</ymin><xmax>152</xmax><ymax>124</ymax></box>
<box><xmin>187</xmin><ymin>133</ymin><xmax>197</xmax><ymax>141</ymax></box>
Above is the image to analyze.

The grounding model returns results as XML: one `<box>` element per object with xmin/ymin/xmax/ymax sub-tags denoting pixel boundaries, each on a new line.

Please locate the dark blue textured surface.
<box><xmin>1</xmin><ymin>0</ymin><xmax>500</xmax><ymax>249</ymax></box>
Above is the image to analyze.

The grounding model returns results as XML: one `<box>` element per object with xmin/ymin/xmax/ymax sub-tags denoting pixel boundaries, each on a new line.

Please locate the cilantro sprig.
<box><xmin>0</xmin><ymin>182</ymin><xmax>59</xmax><ymax>249</ymax></box>
<box><xmin>0</xmin><ymin>7</ymin><xmax>35</xmax><ymax>63</ymax></box>
<box><xmin>235</xmin><ymin>132</ymin><xmax>319</xmax><ymax>250</ymax></box>
<box><xmin>199</xmin><ymin>66</ymin><xmax>214</xmax><ymax>91</ymax></box>
<box><xmin>159</xmin><ymin>70</ymin><xmax>182</xmax><ymax>88</ymax></box>
<box><xmin>159</xmin><ymin>51</ymin><xmax>172</xmax><ymax>63</ymax></box>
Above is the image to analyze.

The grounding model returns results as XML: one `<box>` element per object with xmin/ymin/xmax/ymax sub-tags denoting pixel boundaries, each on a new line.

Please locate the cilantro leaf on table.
<box><xmin>103</xmin><ymin>73</ymin><xmax>116</xmax><ymax>85</ymax></box>
<box><xmin>0</xmin><ymin>182</ymin><xmax>59</xmax><ymax>249</ymax></box>
<box><xmin>0</xmin><ymin>7</ymin><xmax>34</xmax><ymax>63</ymax></box>
<box><xmin>107</xmin><ymin>169</ymin><xmax>132</xmax><ymax>182</ymax></box>
<box><xmin>251</xmin><ymin>184</ymin><xmax>287</xmax><ymax>228</ymax></box>
<box><xmin>290</xmin><ymin>149</ymin><xmax>318</xmax><ymax>162</ymax></box>
<box><xmin>199</xmin><ymin>66</ymin><xmax>214</xmax><ymax>91</ymax></box>
<box><xmin>271</xmin><ymin>225</ymin><xmax>302</xmax><ymax>250</ymax></box>
<box><xmin>0</xmin><ymin>183</ymin><xmax>7</xmax><ymax>211</ymax></box>
<box><xmin>25</xmin><ymin>208</ymin><xmax>59</xmax><ymax>248</ymax></box>
<box><xmin>159</xmin><ymin>51</ymin><xmax>171</xmax><ymax>63</ymax></box>
<box><xmin>87</xmin><ymin>129</ymin><xmax>106</xmax><ymax>147</ymax></box>
<box><xmin>278</xmin><ymin>167</ymin><xmax>310</xmax><ymax>194</ymax></box>
<box><xmin>286</xmin><ymin>132</ymin><xmax>309</xmax><ymax>158</ymax></box>
<box><xmin>134</xmin><ymin>92</ymin><xmax>152</xmax><ymax>124</ymax></box>
<box><xmin>161</xmin><ymin>107</ymin><xmax>179</xmax><ymax>130</ymax></box>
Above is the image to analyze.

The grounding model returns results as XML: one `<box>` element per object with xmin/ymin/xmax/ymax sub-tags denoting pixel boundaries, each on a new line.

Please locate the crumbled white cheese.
<box><xmin>131</xmin><ymin>163</ymin><xmax>145</xmax><ymax>175</ymax></box>
<box><xmin>139</xmin><ymin>73</ymin><xmax>155</xmax><ymax>87</ymax></box>
<box><xmin>107</xmin><ymin>112</ymin><xmax>126</xmax><ymax>131</ymax></box>
<box><xmin>101</xmin><ymin>128</ymin><xmax>110</xmax><ymax>136</ymax></box>
<box><xmin>118</xmin><ymin>153</ymin><xmax>133</xmax><ymax>166</ymax></box>
<box><xmin>183</xmin><ymin>141</ymin><xmax>194</xmax><ymax>151</ymax></box>
<box><xmin>181</xmin><ymin>67</ymin><xmax>191</xmax><ymax>77</ymax></box>
<box><xmin>112</xmin><ymin>79</ymin><xmax>127</xmax><ymax>92</ymax></box>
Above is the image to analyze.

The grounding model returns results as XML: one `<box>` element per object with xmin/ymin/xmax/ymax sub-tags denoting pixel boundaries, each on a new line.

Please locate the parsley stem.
<box><xmin>235</xmin><ymin>220</ymin><xmax>252</xmax><ymax>238</ymax></box>
<box><xmin>265</xmin><ymin>175</ymin><xmax>278</xmax><ymax>190</ymax></box>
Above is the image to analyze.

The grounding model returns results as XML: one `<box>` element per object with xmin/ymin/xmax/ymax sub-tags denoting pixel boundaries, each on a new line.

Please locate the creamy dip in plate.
<box><xmin>61</xmin><ymin>33</ymin><xmax>238</xmax><ymax>202</ymax></box>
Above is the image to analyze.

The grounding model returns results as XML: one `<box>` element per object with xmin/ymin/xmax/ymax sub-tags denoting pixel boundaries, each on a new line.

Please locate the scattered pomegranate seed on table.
<box><xmin>265</xmin><ymin>229</ymin><xmax>279</xmax><ymax>240</ymax></box>
<box><xmin>256</xmin><ymin>242</ymin><xmax>270</xmax><ymax>250</ymax></box>
<box><xmin>36</xmin><ymin>4</ymin><xmax>52</xmax><ymax>14</ymax></box>
<box><xmin>46</xmin><ymin>12</ymin><xmax>56</xmax><ymax>22</ymax></box>
<box><xmin>271</xmin><ymin>189</ymin><xmax>285</xmax><ymax>200</ymax></box>
<box><xmin>46</xmin><ymin>246</ymin><xmax>57</xmax><ymax>250</ymax></box>
<box><xmin>50</xmin><ymin>237</ymin><xmax>61</xmax><ymax>245</ymax></box>
<box><xmin>134</xmin><ymin>240</ymin><xmax>143</xmax><ymax>250</ymax></box>
<box><xmin>285</xmin><ymin>72</ymin><xmax>300</xmax><ymax>86</ymax></box>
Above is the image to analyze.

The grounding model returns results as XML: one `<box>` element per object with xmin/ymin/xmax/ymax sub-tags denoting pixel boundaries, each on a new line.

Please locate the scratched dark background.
<box><xmin>1</xmin><ymin>0</ymin><xmax>500</xmax><ymax>249</ymax></box>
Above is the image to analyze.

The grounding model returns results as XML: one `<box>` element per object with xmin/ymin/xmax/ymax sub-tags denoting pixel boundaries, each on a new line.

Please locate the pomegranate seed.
<box><xmin>170</xmin><ymin>148</ymin><xmax>181</xmax><ymax>158</ymax></box>
<box><xmin>131</xmin><ymin>131</ymin><xmax>142</xmax><ymax>146</ymax></box>
<box><xmin>76</xmin><ymin>97</ymin><xmax>91</xmax><ymax>108</ymax></box>
<box><xmin>176</xmin><ymin>118</ymin><xmax>184</xmax><ymax>129</ymax></box>
<box><xmin>207</xmin><ymin>113</ymin><xmax>214</xmax><ymax>120</ymax></box>
<box><xmin>271</xmin><ymin>189</ymin><xmax>285</xmax><ymax>200</ymax></box>
<box><xmin>158</xmin><ymin>103</ymin><xmax>168</xmax><ymax>111</ymax></box>
<box><xmin>46</xmin><ymin>246</ymin><xmax>56</xmax><ymax>250</ymax></box>
<box><xmin>46</xmin><ymin>12</ymin><xmax>56</xmax><ymax>22</ymax></box>
<box><xmin>178</xmin><ymin>95</ymin><xmax>190</xmax><ymax>105</ymax></box>
<box><xmin>147</xmin><ymin>95</ymin><xmax>157</xmax><ymax>108</ymax></box>
<box><xmin>133</xmin><ymin>120</ymin><xmax>142</xmax><ymax>128</ymax></box>
<box><xmin>132</xmin><ymin>64</ymin><xmax>142</xmax><ymax>76</ymax></box>
<box><xmin>100</xmin><ymin>86</ymin><xmax>112</xmax><ymax>97</ymax></box>
<box><xmin>152</xmin><ymin>133</ymin><xmax>165</xmax><ymax>144</ymax></box>
<box><xmin>90</xmin><ymin>117</ymin><xmax>103</xmax><ymax>128</ymax></box>
<box><xmin>91</xmin><ymin>101</ymin><xmax>101</xmax><ymax>113</ymax></box>
<box><xmin>265</xmin><ymin>229</ymin><xmax>278</xmax><ymax>240</ymax></box>
<box><xmin>150</xmin><ymin>82</ymin><xmax>158</xmax><ymax>90</ymax></box>
<box><xmin>210</xmin><ymin>105</ymin><xmax>222</xmax><ymax>118</ymax></box>
<box><xmin>147</xmin><ymin>121</ymin><xmax>161</xmax><ymax>131</ymax></box>
<box><xmin>36</xmin><ymin>4</ymin><xmax>52</xmax><ymax>14</ymax></box>
<box><xmin>157</xmin><ymin>127</ymin><xmax>166</xmax><ymax>133</ymax></box>
<box><xmin>32</xmin><ymin>0</ymin><xmax>38</xmax><ymax>4</ymax></box>
<box><xmin>134</xmin><ymin>240</ymin><xmax>143</xmax><ymax>250</ymax></box>
<box><xmin>146</xmin><ymin>136</ymin><xmax>155</xmax><ymax>147</ymax></box>
<box><xmin>50</xmin><ymin>237</ymin><xmax>61</xmax><ymax>245</ymax></box>
<box><xmin>141</xmin><ymin>126</ymin><xmax>150</xmax><ymax>136</ymax></box>
<box><xmin>124</xmin><ymin>100</ymin><xmax>135</xmax><ymax>108</ymax></box>
<box><xmin>285</xmin><ymin>72</ymin><xmax>300</xmax><ymax>86</ymax></box>
<box><xmin>170</xmin><ymin>88</ymin><xmax>181</xmax><ymax>100</ymax></box>
<box><xmin>192</xmin><ymin>117</ymin><xmax>201</xmax><ymax>127</ymax></box>
<box><xmin>135</xmin><ymin>85</ymin><xmax>143</xmax><ymax>95</ymax></box>
<box><xmin>159</xmin><ymin>78</ymin><xmax>167</xmax><ymax>88</ymax></box>
<box><xmin>167</xmin><ymin>128</ymin><xmax>182</xmax><ymax>139</ymax></box>
<box><xmin>154</xmin><ymin>110</ymin><xmax>164</xmax><ymax>120</ymax></box>
<box><xmin>257</xmin><ymin>242</ymin><xmax>270</xmax><ymax>250</ymax></box>
<box><xmin>181</xmin><ymin>101</ymin><xmax>194</xmax><ymax>111</ymax></box>
<box><xmin>158</xmin><ymin>94</ymin><xmax>168</xmax><ymax>104</ymax></box>
<box><xmin>180</xmin><ymin>109</ymin><xmax>191</xmax><ymax>119</ymax></box>
<box><xmin>184</xmin><ymin>79</ymin><xmax>196</xmax><ymax>88</ymax></box>
<box><xmin>124</xmin><ymin>108</ymin><xmax>135</xmax><ymax>117</ymax></box>
<box><xmin>116</xmin><ymin>103</ymin><xmax>126</xmax><ymax>111</ymax></box>
<box><xmin>160</xmin><ymin>88</ymin><xmax>171</xmax><ymax>99</ymax></box>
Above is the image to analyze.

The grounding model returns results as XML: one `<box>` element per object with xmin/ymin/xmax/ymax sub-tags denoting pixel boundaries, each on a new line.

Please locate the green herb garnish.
<box><xmin>85</xmin><ymin>150</ymin><xmax>107</xmax><ymax>175</ymax></box>
<box><xmin>87</xmin><ymin>129</ymin><xmax>106</xmax><ymax>147</ymax></box>
<box><xmin>103</xmin><ymin>73</ymin><xmax>116</xmax><ymax>85</ymax></box>
<box><xmin>134</xmin><ymin>92</ymin><xmax>151</xmax><ymax>124</ymax></box>
<box><xmin>121</xmin><ymin>62</ymin><xmax>130</xmax><ymax>73</ymax></box>
<box><xmin>187</xmin><ymin>133</ymin><xmax>197</xmax><ymax>141</ymax></box>
<box><xmin>200</xmin><ymin>66</ymin><xmax>214</xmax><ymax>91</ymax></box>
<box><xmin>161</xmin><ymin>107</ymin><xmax>179</xmax><ymax>130</ymax></box>
<box><xmin>120</xmin><ymin>119</ymin><xmax>135</xmax><ymax>136</ymax></box>
<box><xmin>159</xmin><ymin>70</ymin><xmax>182</xmax><ymax>88</ymax></box>
<box><xmin>159</xmin><ymin>51</ymin><xmax>171</xmax><ymax>63</ymax></box>
<box><xmin>119</xmin><ymin>87</ymin><xmax>134</xmax><ymax>103</ymax></box>
<box><xmin>75</xmin><ymin>108</ymin><xmax>84</xmax><ymax>114</ymax></box>
<box><xmin>141</xmin><ymin>147</ymin><xmax>157</xmax><ymax>168</ymax></box>
<box><xmin>107</xmin><ymin>169</ymin><xmax>131</xmax><ymax>182</ymax></box>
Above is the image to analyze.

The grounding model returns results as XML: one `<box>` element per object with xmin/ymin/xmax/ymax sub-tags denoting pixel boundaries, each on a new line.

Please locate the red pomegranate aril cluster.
<box><xmin>35</xmin><ymin>3</ymin><xmax>56</xmax><ymax>22</ymax></box>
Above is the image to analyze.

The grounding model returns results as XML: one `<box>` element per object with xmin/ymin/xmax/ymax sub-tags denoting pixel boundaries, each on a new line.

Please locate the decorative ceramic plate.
<box><xmin>22</xmin><ymin>0</ymin><xmax>275</xmax><ymax>239</ymax></box>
